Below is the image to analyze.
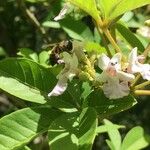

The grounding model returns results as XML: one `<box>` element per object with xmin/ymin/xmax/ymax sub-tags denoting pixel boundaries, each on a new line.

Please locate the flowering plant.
<box><xmin>0</xmin><ymin>0</ymin><xmax>149</xmax><ymax>150</ymax></box>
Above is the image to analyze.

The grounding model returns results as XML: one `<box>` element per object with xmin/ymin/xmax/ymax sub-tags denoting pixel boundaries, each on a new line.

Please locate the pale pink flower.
<box><xmin>54</xmin><ymin>4</ymin><xmax>68</xmax><ymax>21</ymax></box>
<box><xmin>128</xmin><ymin>47</ymin><xmax>150</xmax><ymax>80</ymax></box>
<box><xmin>98</xmin><ymin>53</ymin><xmax>135</xmax><ymax>99</ymax></box>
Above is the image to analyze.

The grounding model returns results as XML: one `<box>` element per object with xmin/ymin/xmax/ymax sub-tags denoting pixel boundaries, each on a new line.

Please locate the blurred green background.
<box><xmin>0</xmin><ymin>0</ymin><xmax>150</xmax><ymax>149</ymax></box>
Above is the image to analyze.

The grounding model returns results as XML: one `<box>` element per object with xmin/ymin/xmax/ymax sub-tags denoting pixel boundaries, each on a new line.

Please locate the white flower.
<box><xmin>48</xmin><ymin>52</ymin><xmax>78</xmax><ymax>97</ymax></box>
<box><xmin>97</xmin><ymin>53</ymin><xmax>135</xmax><ymax>99</ymax></box>
<box><xmin>54</xmin><ymin>4</ymin><xmax>68</xmax><ymax>21</ymax></box>
<box><xmin>128</xmin><ymin>47</ymin><xmax>150</xmax><ymax>80</ymax></box>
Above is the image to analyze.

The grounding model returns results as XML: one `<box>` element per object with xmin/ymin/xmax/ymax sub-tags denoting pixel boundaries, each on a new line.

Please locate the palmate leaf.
<box><xmin>68</xmin><ymin>0</ymin><xmax>100</xmax><ymax>22</ymax></box>
<box><xmin>0</xmin><ymin>58</ymin><xmax>59</xmax><ymax>104</ymax></box>
<box><xmin>97</xmin><ymin>0</ymin><xmax>150</xmax><ymax>23</ymax></box>
<box><xmin>48</xmin><ymin>108</ymin><xmax>97</xmax><ymax>150</ymax></box>
<box><xmin>0</xmin><ymin>106</ymin><xmax>62</xmax><ymax>150</ymax></box>
<box><xmin>85</xmin><ymin>89</ymin><xmax>137</xmax><ymax>117</ymax></box>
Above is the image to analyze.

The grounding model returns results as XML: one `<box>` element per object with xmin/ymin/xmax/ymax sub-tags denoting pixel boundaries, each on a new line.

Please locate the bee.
<box><xmin>48</xmin><ymin>40</ymin><xmax>73</xmax><ymax>65</ymax></box>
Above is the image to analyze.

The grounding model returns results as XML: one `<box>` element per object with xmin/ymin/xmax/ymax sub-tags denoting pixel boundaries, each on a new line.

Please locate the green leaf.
<box><xmin>85</xmin><ymin>89</ymin><xmax>137</xmax><ymax>117</ymax></box>
<box><xmin>106</xmin><ymin>139</ymin><xmax>115</xmax><ymax>150</ymax></box>
<box><xmin>0</xmin><ymin>58</ymin><xmax>58</xmax><ymax>104</ymax></box>
<box><xmin>68</xmin><ymin>0</ymin><xmax>100</xmax><ymax>22</ymax></box>
<box><xmin>0</xmin><ymin>106</ymin><xmax>62</xmax><ymax>150</ymax></box>
<box><xmin>79</xmin><ymin>107</ymin><xmax>97</xmax><ymax>150</ymax></box>
<box><xmin>39</xmin><ymin>51</ymin><xmax>49</xmax><ymax>66</ymax></box>
<box><xmin>104</xmin><ymin>119</ymin><xmax>122</xmax><ymax>150</ymax></box>
<box><xmin>0</xmin><ymin>58</ymin><xmax>82</xmax><ymax>110</ymax></box>
<box><xmin>47</xmin><ymin>80</ymin><xmax>83</xmax><ymax>112</ymax></box>
<box><xmin>96</xmin><ymin>124</ymin><xmax>125</xmax><ymax>134</ymax></box>
<box><xmin>48</xmin><ymin>108</ymin><xmax>97</xmax><ymax>150</ymax></box>
<box><xmin>81</xmin><ymin>82</ymin><xmax>92</xmax><ymax>101</ymax></box>
<box><xmin>0</xmin><ymin>47</ymin><xmax>7</xmax><ymax>57</ymax></box>
<box><xmin>43</xmin><ymin>18</ymin><xmax>94</xmax><ymax>41</ymax></box>
<box><xmin>116</xmin><ymin>23</ymin><xmax>145</xmax><ymax>51</ymax></box>
<box><xmin>25</xmin><ymin>0</ymin><xmax>46</xmax><ymax>3</ymax></box>
<box><xmin>48</xmin><ymin>112</ymin><xmax>78</xmax><ymax>150</ymax></box>
<box><xmin>60</xmin><ymin>17</ymin><xmax>94</xmax><ymax>41</ymax></box>
<box><xmin>84</xmin><ymin>41</ymin><xmax>107</xmax><ymax>54</ymax></box>
<box><xmin>98</xmin><ymin>0</ymin><xmax>150</xmax><ymax>22</ymax></box>
<box><xmin>42</xmin><ymin>21</ymin><xmax>61</xmax><ymax>29</ymax></box>
<box><xmin>18</xmin><ymin>48</ymin><xmax>39</xmax><ymax>62</ymax></box>
<box><xmin>121</xmin><ymin>126</ymin><xmax>149</xmax><ymax>150</ymax></box>
<box><xmin>18</xmin><ymin>146</ymin><xmax>31</xmax><ymax>150</ymax></box>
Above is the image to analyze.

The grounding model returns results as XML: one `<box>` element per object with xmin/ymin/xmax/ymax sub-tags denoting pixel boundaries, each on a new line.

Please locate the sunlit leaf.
<box><xmin>0</xmin><ymin>106</ymin><xmax>62</xmax><ymax>150</ymax></box>
<box><xmin>0</xmin><ymin>58</ymin><xmax>58</xmax><ymax>104</ymax></box>
<box><xmin>104</xmin><ymin>119</ymin><xmax>122</xmax><ymax>150</ymax></box>
<box><xmin>97</xmin><ymin>0</ymin><xmax>150</xmax><ymax>23</ymax></box>
<box><xmin>17</xmin><ymin>48</ymin><xmax>39</xmax><ymax>62</ymax></box>
<box><xmin>68</xmin><ymin>0</ymin><xmax>100</xmax><ymax>22</ymax></box>
<box><xmin>121</xmin><ymin>126</ymin><xmax>149</xmax><ymax>150</ymax></box>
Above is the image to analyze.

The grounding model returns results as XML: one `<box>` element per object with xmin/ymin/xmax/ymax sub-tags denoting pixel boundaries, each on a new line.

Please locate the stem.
<box><xmin>103</xmin><ymin>28</ymin><xmax>121</xmax><ymax>53</ymax></box>
<box><xmin>17</xmin><ymin>0</ymin><xmax>50</xmax><ymax>43</ymax></box>
<box><xmin>134</xmin><ymin>90</ymin><xmax>150</xmax><ymax>96</ymax></box>
<box><xmin>143</xmin><ymin>43</ymin><xmax>150</xmax><ymax>58</ymax></box>
<box><xmin>97</xmin><ymin>26</ymin><xmax>112</xmax><ymax>57</ymax></box>
<box><xmin>93</xmin><ymin>19</ymin><xmax>112</xmax><ymax>57</ymax></box>
<box><xmin>134</xmin><ymin>81</ymin><xmax>150</xmax><ymax>90</ymax></box>
<box><xmin>131</xmin><ymin>74</ymin><xmax>141</xmax><ymax>87</ymax></box>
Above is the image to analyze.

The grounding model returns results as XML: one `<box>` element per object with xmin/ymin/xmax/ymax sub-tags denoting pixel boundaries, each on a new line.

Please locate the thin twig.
<box><xmin>93</xmin><ymin>19</ymin><xmax>112</xmax><ymax>57</ymax></box>
<box><xmin>17</xmin><ymin>0</ymin><xmax>50</xmax><ymax>43</ymax></box>
<box><xmin>103</xmin><ymin>28</ymin><xmax>121</xmax><ymax>53</ymax></box>
<box><xmin>143</xmin><ymin>43</ymin><xmax>150</xmax><ymax>58</ymax></box>
<box><xmin>134</xmin><ymin>81</ymin><xmax>150</xmax><ymax>90</ymax></box>
<box><xmin>97</xmin><ymin>26</ymin><xmax>112</xmax><ymax>57</ymax></box>
<box><xmin>131</xmin><ymin>74</ymin><xmax>141</xmax><ymax>87</ymax></box>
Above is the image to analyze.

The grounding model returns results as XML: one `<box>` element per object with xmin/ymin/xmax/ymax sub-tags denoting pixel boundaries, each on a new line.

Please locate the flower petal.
<box><xmin>109</xmin><ymin>53</ymin><xmax>122</xmax><ymax>70</ymax></box>
<box><xmin>96</xmin><ymin>71</ymin><xmax>107</xmax><ymax>82</ymax></box>
<box><xmin>128</xmin><ymin>47</ymin><xmax>150</xmax><ymax>80</ymax></box>
<box><xmin>128</xmin><ymin>47</ymin><xmax>138</xmax><ymax>65</ymax></box>
<box><xmin>48</xmin><ymin>76</ymin><xmax>68</xmax><ymax>97</ymax></box>
<box><xmin>70</xmin><ymin>53</ymin><xmax>78</xmax><ymax>69</ymax></box>
<box><xmin>103</xmin><ymin>79</ymin><xmax>130</xmax><ymax>99</ymax></box>
<box><xmin>98</xmin><ymin>53</ymin><xmax>110</xmax><ymax>70</ymax></box>
<box><xmin>117</xmin><ymin>71</ymin><xmax>135</xmax><ymax>81</ymax></box>
<box><xmin>128</xmin><ymin>47</ymin><xmax>143</xmax><ymax>73</ymax></box>
<box><xmin>62</xmin><ymin>52</ymin><xmax>72</xmax><ymax>64</ymax></box>
<box><xmin>54</xmin><ymin>4</ymin><xmax>68</xmax><ymax>21</ymax></box>
<box><xmin>140</xmin><ymin>64</ymin><xmax>150</xmax><ymax>80</ymax></box>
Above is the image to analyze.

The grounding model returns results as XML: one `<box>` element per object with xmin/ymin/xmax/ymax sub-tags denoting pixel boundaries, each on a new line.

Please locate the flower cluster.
<box><xmin>48</xmin><ymin>47</ymin><xmax>150</xmax><ymax>100</ymax></box>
